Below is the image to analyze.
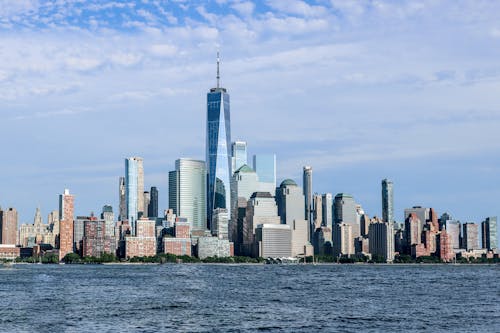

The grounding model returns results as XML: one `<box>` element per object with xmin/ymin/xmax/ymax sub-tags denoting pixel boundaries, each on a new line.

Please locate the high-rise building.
<box><xmin>481</xmin><ymin>217</ymin><xmax>497</xmax><ymax>251</ymax></box>
<box><xmin>148</xmin><ymin>187</ymin><xmax>159</xmax><ymax>218</ymax></box>
<box><xmin>381</xmin><ymin>179</ymin><xmax>394</xmax><ymax>223</ymax></box>
<box><xmin>333</xmin><ymin>223</ymin><xmax>357</xmax><ymax>257</ymax></box>
<box><xmin>368</xmin><ymin>221</ymin><xmax>395</xmax><ymax>262</ymax></box>
<box><xmin>253</xmin><ymin>154</ymin><xmax>276</xmax><ymax>194</ymax></box>
<box><xmin>334</xmin><ymin>193</ymin><xmax>357</xmax><ymax>225</ymax></box>
<box><xmin>313</xmin><ymin>194</ymin><xmax>323</xmax><ymax>230</ymax></box>
<box><xmin>119</xmin><ymin>177</ymin><xmax>126</xmax><ymax>221</ymax></box>
<box><xmin>321</xmin><ymin>193</ymin><xmax>333</xmax><ymax>227</ymax></box>
<box><xmin>243</xmin><ymin>192</ymin><xmax>281</xmax><ymax>257</ymax></box>
<box><xmin>275</xmin><ymin>179</ymin><xmax>311</xmax><ymax>257</ymax></box>
<box><xmin>231</xmin><ymin>141</ymin><xmax>247</xmax><ymax>173</ymax></box>
<box><xmin>101</xmin><ymin>205</ymin><xmax>115</xmax><ymax>238</ymax></box>
<box><xmin>303</xmin><ymin>166</ymin><xmax>313</xmax><ymax>224</ymax></box>
<box><xmin>462</xmin><ymin>223</ymin><xmax>479</xmax><ymax>251</ymax></box>
<box><xmin>124</xmin><ymin>217</ymin><xmax>156</xmax><ymax>259</ymax></box>
<box><xmin>0</xmin><ymin>208</ymin><xmax>18</xmax><ymax>245</ymax></box>
<box><xmin>206</xmin><ymin>53</ymin><xmax>231</xmax><ymax>228</ymax></box>
<box><xmin>445</xmin><ymin>220</ymin><xmax>461</xmax><ymax>249</ymax></box>
<box><xmin>59</xmin><ymin>189</ymin><xmax>74</xmax><ymax>260</ymax></box>
<box><xmin>82</xmin><ymin>219</ymin><xmax>116</xmax><ymax>258</ymax></box>
<box><xmin>125</xmin><ymin>157</ymin><xmax>144</xmax><ymax>234</ymax></box>
<box><xmin>212</xmin><ymin>208</ymin><xmax>229</xmax><ymax>239</ymax></box>
<box><xmin>404</xmin><ymin>206</ymin><xmax>430</xmax><ymax>235</ymax></box>
<box><xmin>404</xmin><ymin>212</ymin><xmax>421</xmax><ymax>253</ymax></box>
<box><xmin>169</xmin><ymin>159</ymin><xmax>207</xmax><ymax>232</ymax></box>
<box><xmin>143</xmin><ymin>191</ymin><xmax>150</xmax><ymax>218</ymax></box>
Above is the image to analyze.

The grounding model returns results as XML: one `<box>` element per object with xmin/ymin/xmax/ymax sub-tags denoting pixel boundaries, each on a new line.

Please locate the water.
<box><xmin>0</xmin><ymin>264</ymin><xmax>498</xmax><ymax>332</ymax></box>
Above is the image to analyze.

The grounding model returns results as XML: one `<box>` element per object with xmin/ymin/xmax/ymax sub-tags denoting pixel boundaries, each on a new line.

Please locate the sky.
<box><xmin>0</xmin><ymin>0</ymin><xmax>499</xmax><ymax>229</ymax></box>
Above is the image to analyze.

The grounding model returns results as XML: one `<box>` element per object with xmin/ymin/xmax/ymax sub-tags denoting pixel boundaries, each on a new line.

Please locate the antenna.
<box><xmin>216</xmin><ymin>51</ymin><xmax>220</xmax><ymax>89</ymax></box>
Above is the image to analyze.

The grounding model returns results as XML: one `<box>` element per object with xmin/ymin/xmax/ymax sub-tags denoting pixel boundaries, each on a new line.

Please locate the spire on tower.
<box><xmin>216</xmin><ymin>51</ymin><xmax>220</xmax><ymax>89</ymax></box>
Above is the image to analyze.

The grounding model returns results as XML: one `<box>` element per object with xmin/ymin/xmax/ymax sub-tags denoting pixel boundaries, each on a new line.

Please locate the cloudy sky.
<box><xmin>1</xmin><ymin>0</ymin><xmax>499</xmax><ymax>226</ymax></box>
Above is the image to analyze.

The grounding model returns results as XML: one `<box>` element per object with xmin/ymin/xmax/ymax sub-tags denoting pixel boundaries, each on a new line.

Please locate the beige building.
<box><xmin>255</xmin><ymin>224</ymin><xmax>292</xmax><ymax>258</ymax></box>
<box><xmin>19</xmin><ymin>207</ymin><xmax>56</xmax><ymax>247</ymax></box>
<box><xmin>333</xmin><ymin>223</ymin><xmax>360</xmax><ymax>257</ymax></box>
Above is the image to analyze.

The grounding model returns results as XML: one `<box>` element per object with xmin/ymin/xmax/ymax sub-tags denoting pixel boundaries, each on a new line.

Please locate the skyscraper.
<box><xmin>206</xmin><ymin>53</ymin><xmax>231</xmax><ymax>228</ymax></box>
<box><xmin>59</xmin><ymin>189</ymin><xmax>74</xmax><ymax>260</ymax></box>
<box><xmin>101</xmin><ymin>205</ymin><xmax>114</xmax><ymax>238</ymax></box>
<box><xmin>481</xmin><ymin>217</ymin><xmax>497</xmax><ymax>251</ymax></box>
<box><xmin>381</xmin><ymin>179</ymin><xmax>394</xmax><ymax>223</ymax></box>
<box><xmin>253</xmin><ymin>154</ymin><xmax>276</xmax><ymax>194</ymax></box>
<box><xmin>148</xmin><ymin>187</ymin><xmax>159</xmax><ymax>218</ymax></box>
<box><xmin>369</xmin><ymin>221</ymin><xmax>395</xmax><ymax>262</ymax></box>
<box><xmin>231</xmin><ymin>141</ymin><xmax>247</xmax><ymax>173</ymax></box>
<box><xmin>143</xmin><ymin>191</ymin><xmax>150</xmax><ymax>218</ymax></box>
<box><xmin>303</xmin><ymin>166</ymin><xmax>313</xmax><ymax>222</ymax></box>
<box><xmin>170</xmin><ymin>158</ymin><xmax>207</xmax><ymax>232</ymax></box>
<box><xmin>462</xmin><ymin>223</ymin><xmax>479</xmax><ymax>251</ymax></box>
<box><xmin>0</xmin><ymin>207</ymin><xmax>18</xmax><ymax>245</ymax></box>
<box><xmin>322</xmin><ymin>193</ymin><xmax>333</xmax><ymax>227</ymax></box>
<box><xmin>125</xmin><ymin>157</ymin><xmax>144</xmax><ymax>234</ymax></box>
<box><xmin>334</xmin><ymin>193</ymin><xmax>357</xmax><ymax>225</ymax></box>
<box><xmin>119</xmin><ymin>177</ymin><xmax>126</xmax><ymax>221</ymax></box>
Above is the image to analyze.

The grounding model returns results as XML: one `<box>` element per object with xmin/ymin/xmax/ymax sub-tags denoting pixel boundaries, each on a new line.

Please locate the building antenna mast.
<box><xmin>216</xmin><ymin>51</ymin><xmax>220</xmax><ymax>89</ymax></box>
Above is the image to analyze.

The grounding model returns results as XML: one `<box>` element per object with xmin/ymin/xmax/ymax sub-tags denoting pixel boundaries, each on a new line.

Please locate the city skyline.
<box><xmin>1</xmin><ymin>1</ymin><xmax>500</xmax><ymax>225</ymax></box>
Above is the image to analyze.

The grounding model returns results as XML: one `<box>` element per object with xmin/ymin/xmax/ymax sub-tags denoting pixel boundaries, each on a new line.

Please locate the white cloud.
<box><xmin>231</xmin><ymin>1</ymin><xmax>255</xmax><ymax>17</ymax></box>
<box><xmin>267</xmin><ymin>0</ymin><xmax>328</xmax><ymax>17</ymax></box>
<box><xmin>0</xmin><ymin>0</ymin><xmax>39</xmax><ymax>17</ymax></box>
<box><xmin>150</xmin><ymin>43</ymin><xmax>178</xmax><ymax>57</ymax></box>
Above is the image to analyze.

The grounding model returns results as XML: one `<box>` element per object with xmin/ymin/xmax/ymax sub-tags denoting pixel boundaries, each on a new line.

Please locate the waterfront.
<box><xmin>1</xmin><ymin>264</ymin><xmax>498</xmax><ymax>332</ymax></box>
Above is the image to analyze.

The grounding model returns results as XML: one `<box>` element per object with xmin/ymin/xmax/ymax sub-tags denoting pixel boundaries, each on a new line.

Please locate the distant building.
<box><xmin>197</xmin><ymin>237</ymin><xmax>231</xmax><ymax>259</ymax></box>
<box><xmin>148</xmin><ymin>187</ymin><xmax>159</xmax><ymax>218</ymax></box>
<box><xmin>143</xmin><ymin>191</ymin><xmax>150</xmax><ymax>218</ymax></box>
<box><xmin>404</xmin><ymin>206</ymin><xmax>430</xmax><ymax>236</ymax></box>
<box><xmin>255</xmin><ymin>224</ymin><xmax>292</xmax><ymax>258</ymax></box>
<box><xmin>125</xmin><ymin>217</ymin><xmax>156</xmax><ymax>258</ymax></box>
<box><xmin>19</xmin><ymin>207</ymin><xmax>55</xmax><ymax>247</ymax></box>
<box><xmin>445</xmin><ymin>220</ymin><xmax>461</xmax><ymax>249</ymax></box>
<box><xmin>243</xmin><ymin>192</ymin><xmax>281</xmax><ymax>257</ymax></box>
<box><xmin>82</xmin><ymin>219</ymin><xmax>116</xmax><ymax>258</ymax></box>
<box><xmin>481</xmin><ymin>217</ymin><xmax>498</xmax><ymax>251</ymax></box>
<box><xmin>101</xmin><ymin>205</ymin><xmax>114</xmax><ymax>238</ymax></box>
<box><xmin>313</xmin><ymin>194</ymin><xmax>323</xmax><ymax>230</ymax></box>
<box><xmin>231</xmin><ymin>141</ymin><xmax>248</xmax><ymax>173</ymax></box>
<box><xmin>321</xmin><ymin>193</ymin><xmax>333</xmax><ymax>227</ymax></box>
<box><xmin>462</xmin><ymin>223</ymin><xmax>479</xmax><ymax>251</ymax></box>
<box><xmin>0</xmin><ymin>244</ymin><xmax>20</xmax><ymax>260</ymax></box>
<box><xmin>253</xmin><ymin>154</ymin><xmax>276</xmax><ymax>194</ymax></box>
<box><xmin>118</xmin><ymin>177</ymin><xmax>126</xmax><ymax>221</ymax></box>
<box><xmin>333</xmin><ymin>223</ymin><xmax>358</xmax><ymax>257</ymax></box>
<box><xmin>369</xmin><ymin>221</ymin><xmax>395</xmax><ymax>262</ymax></box>
<box><xmin>436</xmin><ymin>230</ymin><xmax>454</xmax><ymax>262</ymax></box>
<box><xmin>0</xmin><ymin>207</ymin><xmax>18</xmax><ymax>245</ymax></box>
<box><xmin>211</xmin><ymin>208</ymin><xmax>228</xmax><ymax>239</ymax></box>
<box><xmin>334</xmin><ymin>193</ymin><xmax>357</xmax><ymax>225</ymax></box>
<box><xmin>169</xmin><ymin>158</ymin><xmax>207</xmax><ymax>232</ymax></box>
<box><xmin>381</xmin><ymin>179</ymin><xmax>394</xmax><ymax>223</ymax></box>
<box><xmin>125</xmin><ymin>157</ymin><xmax>144</xmax><ymax>234</ymax></box>
<box><xmin>303</xmin><ymin>166</ymin><xmax>313</xmax><ymax>225</ymax></box>
<box><xmin>59</xmin><ymin>189</ymin><xmax>74</xmax><ymax>260</ymax></box>
<box><xmin>163</xmin><ymin>218</ymin><xmax>192</xmax><ymax>257</ymax></box>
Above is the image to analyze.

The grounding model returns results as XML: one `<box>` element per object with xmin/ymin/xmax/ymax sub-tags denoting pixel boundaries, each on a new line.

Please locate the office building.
<box><xmin>197</xmin><ymin>236</ymin><xmax>231</xmax><ymax>259</ymax></box>
<box><xmin>163</xmin><ymin>218</ymin><xmax>192</xmax><ymax>256</ymax></box>
<box><xmin>334</xmin><ymin>193</ymin><xmax>357</xmax><ymax>225</ymax></box>
<box><xmin>333</xmin><ymin>223</ymin><xmax>357</xmax><ymax>257</ymax></box>
<box><xmin>169</xmin><ymin>158</ymin><xmax>207</xmax><ymax>232</ymax></box>
<box><xmin>381</xmin><ymin>179</ymin><xmax>394</xmax><ymax>223</ymax></box>
<box><xmin>322</xmin><ymin>193</ymin><xmax>333</xmax><ymax>227</ymax></box>
<box><xmin>212</xmin><ymin>208</ymin><xmax>229</xmax><ymax>239</ymax></box>
<box><xmin>119</xmin><ymin>176</ymin><xmax>126</xmax><ymax>221</ymax></box>
<box><xmin>405</xmin><ymin>213</ymin><xmax>421</xmax><ymax>253</ymax></box>
<box><xmin>59</xmin><ymin>189</ymin><xmax>74</xmax><ymax>260</ymax></box>
<box><xmin>255</xmin><ymin>224</ymin><xmax>292</xmax><ymax>258</ymax></box>
<box><xmin>243</xmin><ymin>192</ymin><xmax>281</xmax><ymax>257</ymax></box>
<box><xmin>404</xmin><ymin>206</ymin><xmax>430</xmax><ymax>235</ymax></box>
<box><xmin>253</xmin><ymin>154</ymin><xmax>276</xmax><ymax>194</ymax></box>
<box><xmin>313</xmin><ymin>194</ymin><xmax>323</xmax><ymax>230</ymax></box>
<box><xmin>143</xmin><ymin>191</ymin><xmax>150</xmax><ymax>218</ymax></box>
<box><xmin>0</xmin><ymin>207</ymin><xmax>18</xmax><ymax>245</ymax></box>
<box><xmin>125</xmin><ymin>157</ymin><xmax>144</xmax><ymax>234</ymax></box>
<box><xmin>148</xmin><ymin>187</ymin><xmax>159</xmax><ymax>218</ymax></box>
<box><xmin>206</xmin><ymin>53</ymin><xmax>231</xmax><ymax>228</ymax></box>
<box><xmin>231</xmin><ymin>141</ymin><xmax>247</xmax><ymax>173</ymax></box>
<box><xmin>445</xmin><ymin>220</ymin><xmax>461</xmax><ymax>249</ymax></box>
<box><xmin>481</xmin><ymin>217</ymin><xmax>498</xmax><ymax>251</ymax></box>
<box><xmin>462</xmin><ymin>223</ymin><xmax>479</xmax><ymax>251</ymax></box>
<box><xmin>101</xmin><ymin>205</ymin><xmax>115</xmax><ymax>238</ymax></box>
<box><xmin>303</xmin><ymin>166</ymin><xmax>313</xmax><ymax>223</ymax></box>
<box><xmin>436</xmin><ymin>230</ymin><xmax>454</xmax><ymax>262</ymax></box>
<box><xmin>368</xmin><ymin>221</ymin><xmax>395</xmax><ymax>262</ymax></box>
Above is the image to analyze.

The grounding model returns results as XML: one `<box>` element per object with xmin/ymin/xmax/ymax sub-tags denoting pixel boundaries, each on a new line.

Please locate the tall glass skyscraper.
<box><xmin>231</xmin><ymin>141</ymin><xmax>247</xmax><ymax>173</ymax></box>
<box><xmin>206</xmin><ymin>54</ymin><xmax>231</xmax><ymax>228</ymax></box>
<box><xmin>253</xmin><ymin>154</ymin><xmax>276</xmax><ymax>194</ymax></box>
<box><xmin>381</xmin><ymin>179</ymin><xmax>394</xmax><ymax>223</ymax></box>
<box><xmin>125</xmin><ymin>157</ymin><xmax>144</xmax><ymax>235</ymax></box>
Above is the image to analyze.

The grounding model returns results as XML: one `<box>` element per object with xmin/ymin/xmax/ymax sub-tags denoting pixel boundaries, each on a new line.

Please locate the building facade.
<box><xmin>231</xmin><ymin>141</ymin><xmax>247</xmax><ymax>173</ymax></box>
<box><xmin>0</xmin><ymin>207</ymin><xmax>18</xmax><ymax>245</ymax></box>
<box><xmin>253</xmin><ymin>154</ymin><xmax>276</xmax><ymax>194</ymax></box>
<box><xmin>381</xmin><ymin>179</ymin><xmax>394</xmax><ymax>223</ymax></box>
<box><xmin>368</xmin><ymin>221</ymin><xmax>395</xmax><ymax>262</ymax></box>
<box><xmin>481</xmin><ymin>217</ymin><xmax>498</xmax><ymax>251</ymax></box>
<box><xmin>58</xmin><ymin>189</ymin><xmax>74</xmax><ymax>260</ymax></box>
<box><xmin>125</xmin><ymin>157</ymin><xmax>144</xmax><ymax>234</ymax></box>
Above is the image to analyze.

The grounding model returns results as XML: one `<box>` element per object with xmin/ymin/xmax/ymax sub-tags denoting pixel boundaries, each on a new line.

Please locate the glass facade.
<box><xmin>232</xmin><ymin>141</ymin><xmax>247</xmax><ymax>173</ymax></box>
<box><xmin>206</xmin><ymin>88</ymin><xmax>231</xmax><ymax>228</ymax></box>
<box><xmin>253</xmin><ymin>154</ymin><xmax>276</xmax><ymax>184</ymax></box>
<box><xmin>125</xmin><ymin>157</ymin><xmax>139</xmax><ymax>235</ymax></box>
<box><xmin>381</xmin><ymin>179</ymin><xmax>394</xmax><ymax>223</ymax></box>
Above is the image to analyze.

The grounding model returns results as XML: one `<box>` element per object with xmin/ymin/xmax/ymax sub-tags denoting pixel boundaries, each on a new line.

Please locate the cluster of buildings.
<box><xmin>1</xmin><ymin>57</ymin><xmax>498</xmax><ymax>263</ymax></box>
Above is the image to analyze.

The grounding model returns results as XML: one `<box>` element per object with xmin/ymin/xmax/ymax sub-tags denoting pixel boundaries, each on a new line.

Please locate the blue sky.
<box><xmin>0</xmin><ymin>0</ymin><xmax>499</xmax><ymax>229</ymax></box>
